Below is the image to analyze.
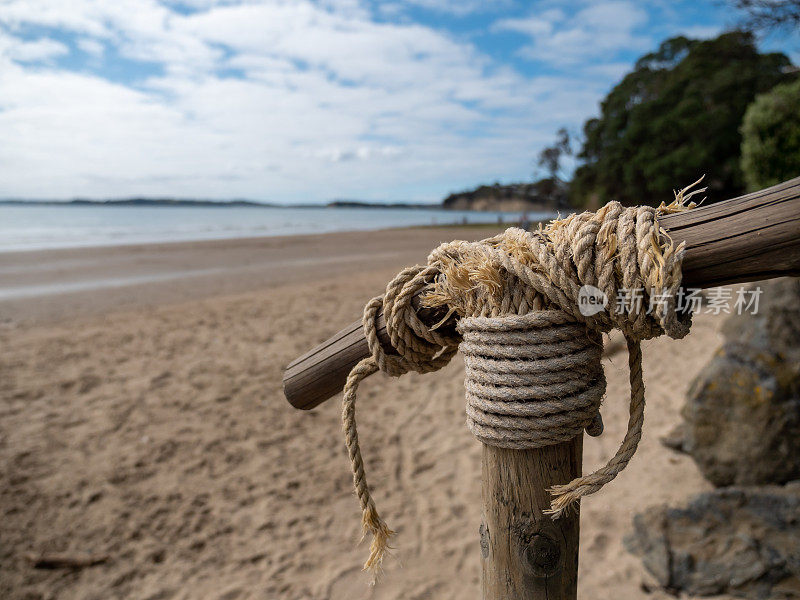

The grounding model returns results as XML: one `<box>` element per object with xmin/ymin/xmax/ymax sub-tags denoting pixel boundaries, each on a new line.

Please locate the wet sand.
<box><xmin>0</xmin><ymin>227</ymin><xmax>727</xmax><ymax>599</ymax></box>
<box><xmin>0</xmin><ymin>227</ymin><xmax>503</xmax><ymax>325</ymax></box>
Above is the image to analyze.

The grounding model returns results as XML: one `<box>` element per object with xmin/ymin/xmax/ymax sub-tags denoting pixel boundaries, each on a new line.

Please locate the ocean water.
<box><xmin>0</xmin><ymin>204</ymin><xmax>551</xmax><ymax>252</ymax></box>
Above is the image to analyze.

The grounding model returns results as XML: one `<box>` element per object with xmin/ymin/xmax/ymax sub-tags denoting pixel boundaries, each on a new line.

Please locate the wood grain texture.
<box><xmin>659</xmin><ymin>176</ymin><xmax>800</xmax><ymax>287</ymax></box>
<box><xmin>283</xmin><ymin>177</ymin><xmax>800</xmax><ymax>410</ymax></box>
<box><xmin>481</xmin><ymin>438</ymin><xmax>582</xmax><ymax>599</ymax></box>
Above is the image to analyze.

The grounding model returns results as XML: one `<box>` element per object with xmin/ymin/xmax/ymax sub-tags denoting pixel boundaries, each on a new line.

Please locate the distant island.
<box><xmin>0</xmin><ymin>197</ymin><xmax>427</xmax><ymax>209</ymax></box>
<box><xmin>325</xmin><ymin>200</ymin><xmax>437</xmax><ymax>209</ymax></box>
<box><xmin>0</xmin><ymin>178</ymin><xmax>570</xmax><ymax>212</ymax></box>
<box><xmin>0</xmin><ymin>198</ymin><xmax>279</xmax><ymax>207</ymax></box>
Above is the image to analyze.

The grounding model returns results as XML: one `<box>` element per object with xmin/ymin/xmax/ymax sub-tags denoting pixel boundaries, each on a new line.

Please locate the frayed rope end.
<box><xmin>543</xmin><ymin>484</ymin><xmax>584</xmax><ymax>520</ymax></box>
<box><xmin>361</xmin><ymin>507</ymin><xmax>395</xmax><ymax>585</ymax></box>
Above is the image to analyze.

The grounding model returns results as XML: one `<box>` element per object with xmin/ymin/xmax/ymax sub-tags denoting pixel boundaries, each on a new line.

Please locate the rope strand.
<box><xmin>341</xmin><ymin>357</ymin><xmax>393</xmax><ymax>582</ymax></box>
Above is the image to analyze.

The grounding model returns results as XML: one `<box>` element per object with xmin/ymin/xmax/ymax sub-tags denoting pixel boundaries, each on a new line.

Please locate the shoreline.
<box><xmin>0</xmin><ymin>225</ymin><xmax>504</xmax><ymax>325</ymax></box>
<box><xmin>0</xmin><ymin>219</ymin><xmax>528</xmax><ymax>255</ymax></box>
<box><xmin>0</xmin><ymin>204</ymin><xmax>548</xmax><ymax>254</ymax></box>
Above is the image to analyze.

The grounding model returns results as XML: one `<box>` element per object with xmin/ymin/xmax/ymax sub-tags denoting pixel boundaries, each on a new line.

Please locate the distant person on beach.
<box><xmin>519</xmin><ymin>212</ymin><xmax>531</xmax><ymax>231</ymax></box>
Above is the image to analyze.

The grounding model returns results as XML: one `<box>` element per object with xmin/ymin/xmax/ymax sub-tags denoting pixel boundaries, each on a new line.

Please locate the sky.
<box><xmin>0</xmin><ymin>0</ymin><xmax>797</xmax><ymax>203</ymax></box>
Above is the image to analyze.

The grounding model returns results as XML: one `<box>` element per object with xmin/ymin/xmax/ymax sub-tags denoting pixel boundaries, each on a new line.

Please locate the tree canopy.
<box><xmin>740</xmin><ymin>77</ymin><xmax>800</xmax><ymax>190</ymax></box>
<box><xmin>570</xmin><ymin>32</ymin><xmax>793</xmax><ymax>207</ymax></box>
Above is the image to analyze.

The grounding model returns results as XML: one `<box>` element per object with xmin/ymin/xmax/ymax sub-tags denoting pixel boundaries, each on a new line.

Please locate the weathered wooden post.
<box><xmin>481</xmin><ymin>441</ymin><xmax>582</xmax><ymax>598</ymax></box>
<box><xmin>282</xmin><ymin>177</ymin><xmax>800</xmax><ymax>599</ymax></box>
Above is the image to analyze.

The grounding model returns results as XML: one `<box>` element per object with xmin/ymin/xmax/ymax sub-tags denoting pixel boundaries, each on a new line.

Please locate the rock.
<box><xmin>679</xmin><ymin>278</ymin><xmax>800</xmax><ymax>487</ymax></box>
<box><xmin>721</xmin><ymin>279</ymin><xmax>800</xmax><ymax>360</ymax></box>
<box><xmin>625</xmin><ymin>484</ymin><xmax>800</xmax><ymax>599</ymax></box>
<box><xmin>659</xmin><ymin>422</ymin><xmax>687</xmax><ymax>453</ymax></box>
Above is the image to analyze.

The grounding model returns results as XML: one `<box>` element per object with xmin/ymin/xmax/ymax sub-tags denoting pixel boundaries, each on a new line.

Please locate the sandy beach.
<box><xmin>0</xmin><ymin>226</ymin><xmax>728</xmax><ymax>600</ymax></box>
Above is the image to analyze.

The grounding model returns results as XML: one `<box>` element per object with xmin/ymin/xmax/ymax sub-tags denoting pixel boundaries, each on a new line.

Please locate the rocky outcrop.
<box><xmin>674</xmin><ymin>278</ymin><xmax>800</xmax><ymax>486</ymax></box>
<box><xmin>442</xmin><ymin>178</ymin><xmax>568</xmax><ymax>212</ymax></box>
<box><xmin>625</xmin><ymin>484</ymin><xmax>800</xmax><ymax>599</ymax></box>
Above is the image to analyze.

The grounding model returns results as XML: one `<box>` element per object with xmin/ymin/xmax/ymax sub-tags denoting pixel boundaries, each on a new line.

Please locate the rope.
<box><xmin>461</xmin><ymin>311</ymin><xmax>605</xmax><ymax>450</ymax></box>
<box><xmin>341</xmin><ymin>186</ymin><xmax>703</xmax><ymax>581</ymax></box>
<box><xmin>341</xmin><ymin>267</ymin><xmax>460</xmax><ymax>579</ymax></box>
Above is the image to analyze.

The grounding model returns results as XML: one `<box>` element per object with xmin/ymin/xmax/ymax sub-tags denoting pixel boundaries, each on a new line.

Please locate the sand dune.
<box><xmin>0</xmin><ymin>227</ymin><xmax>729</xmax><ymax>599</ymax></box>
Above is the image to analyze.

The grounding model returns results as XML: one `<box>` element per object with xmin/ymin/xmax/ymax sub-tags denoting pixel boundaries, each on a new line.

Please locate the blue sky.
<box><xmin>0</xmin><ymin>0</ymin><xmax>796</xmax><ymax>203</ymax></box>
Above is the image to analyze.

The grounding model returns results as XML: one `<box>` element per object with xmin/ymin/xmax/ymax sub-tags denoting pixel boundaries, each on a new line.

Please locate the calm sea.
<box><xmin>0</xmin><ymin>204</ymin><xmax>550</xmax><ymax>252</ymax></box>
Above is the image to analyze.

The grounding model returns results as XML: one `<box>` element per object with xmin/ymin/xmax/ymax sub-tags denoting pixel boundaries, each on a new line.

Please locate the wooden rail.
<box><xmin>283</xmin><ymin>176</ymin><xmax>800</xmax><ymax>411</ymax></box>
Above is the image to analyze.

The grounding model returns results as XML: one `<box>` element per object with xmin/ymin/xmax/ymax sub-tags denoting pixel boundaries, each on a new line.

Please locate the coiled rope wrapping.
<box><xmin>342</xmin><ymin>186</ymin><xmax>703</xmax><ymax>580</ymax></box>
<box><xmin>461</xmin><ymin>311</ymin><xmax>606</xmax><ymax>449</ymax></box>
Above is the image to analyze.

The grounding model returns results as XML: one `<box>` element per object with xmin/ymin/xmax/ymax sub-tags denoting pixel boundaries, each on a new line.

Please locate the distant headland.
<box><xmin>442</xmin><ymin>178</ymin><xmax>568</xmax><ymax>212</ymax></box>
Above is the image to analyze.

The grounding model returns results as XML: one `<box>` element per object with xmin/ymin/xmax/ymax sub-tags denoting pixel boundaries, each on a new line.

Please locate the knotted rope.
<box><xmin>342</xmin><ymin>184</ymin><xmax>703</xmax><ymax>580</ymax></box>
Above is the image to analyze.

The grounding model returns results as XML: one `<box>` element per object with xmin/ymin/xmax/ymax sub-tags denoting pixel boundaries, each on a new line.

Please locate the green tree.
<box><xmin>571</xmin><ymin>32</ymin><xmax>792</xmax><ymax>207</ymax></box>
<box><xmin>740</xmin><ymin>77</ymin><xmax>800</xmax><ymax>190</ymax></box>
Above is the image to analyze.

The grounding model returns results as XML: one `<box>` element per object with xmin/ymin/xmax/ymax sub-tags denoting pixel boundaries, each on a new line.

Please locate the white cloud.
<box><xmin>0</xmin><ymin>1</ymin><xmax>112</xmax><ymax>37</ymax></box>
<box><xmin>494</xmin><ymin>1</ymin><xmax>651</xmax><ymax>65</ymax></box>
<box><xmin>2</xmin><ymin>37</ymin><xmax>69</xmax><ymax>62</ymax></box>
<box><xmin>400</xmin><ymin>0</ymin><xmax>513</xmax><ymax>16</ymax></box>
<box><xmin>77</xmin><ymin>37</ymin><xmax>104</xmax><ymax>56</ymax></box>
<box><xmin>0</xmin><ymin>0</ymin><xmax>647</xmax><ymax>201</ymax></box>
<box><xmin>492</xmin><ymin>9</ymin><xmax>563</xmax><ymax>37</ymax></box>
<box><xmin>309</xmin><ymin>145</ymin><xmax>404</xmax><ymax>162</ymax></box>
<box><xmin>680</xmin><ymin>24</ymin><xmax>723</xmax><ymax>39</ymax></box>
<box><xmin>585</xmin><ymin>61</ymin><xmax>634</xmax><ymax>80</ymax></box>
